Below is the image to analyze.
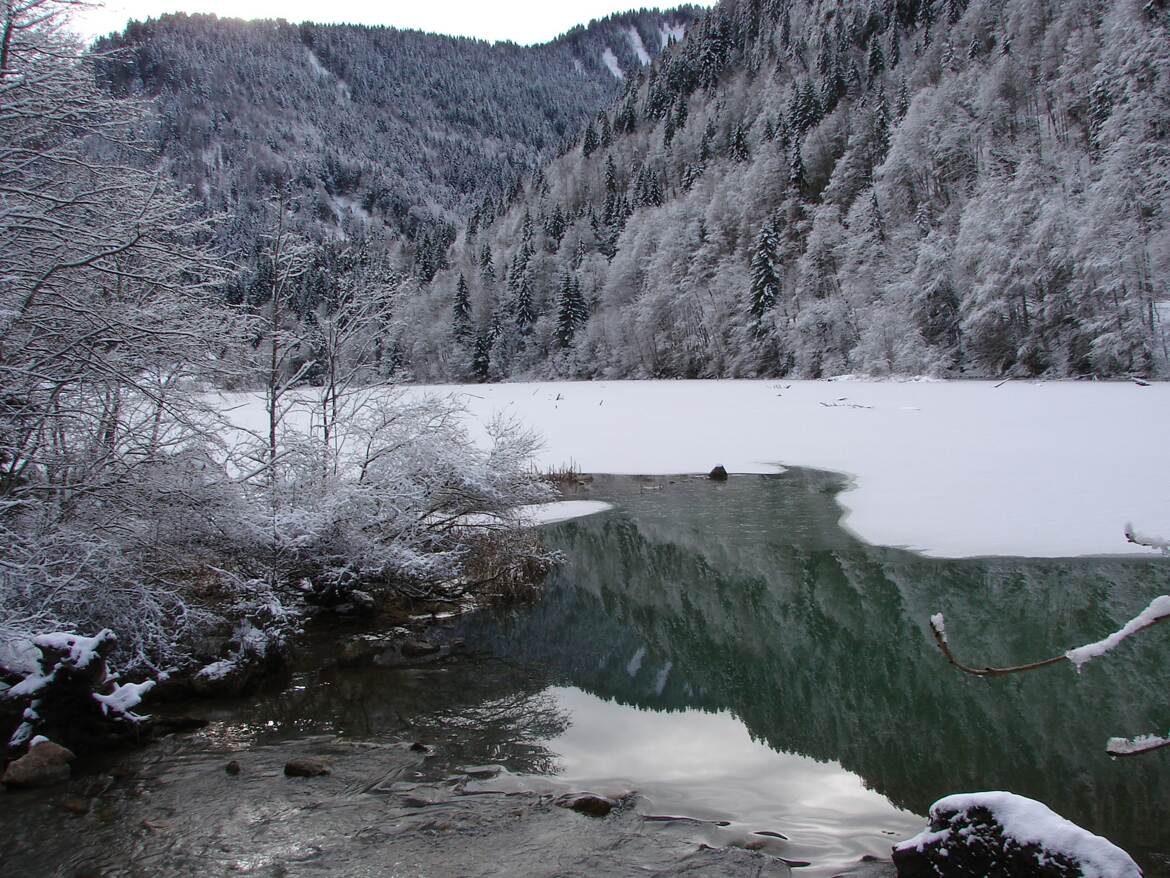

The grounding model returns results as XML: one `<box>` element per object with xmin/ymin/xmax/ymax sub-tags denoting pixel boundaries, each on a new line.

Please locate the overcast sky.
<box><xmin>71</xmin><ymin>1</ymin><xmax>717</xmax><ymax>44</ymax></box>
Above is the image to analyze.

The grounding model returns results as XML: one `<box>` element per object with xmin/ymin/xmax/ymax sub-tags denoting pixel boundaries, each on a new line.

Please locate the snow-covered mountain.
<box><xmin>400</xmin><ymin>0</ymin><xmax>1170</xmax><ymax>382</ymax></box>
<box><xmin>93</xmin><ymin>8</ymin><xmax>701</xmax><ymax>293</ymax></box>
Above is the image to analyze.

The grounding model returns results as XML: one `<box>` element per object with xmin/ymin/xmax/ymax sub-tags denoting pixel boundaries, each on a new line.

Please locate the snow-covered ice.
<box><xmin>518</xmin><ymin>500</ymin><xmax>612</xmax><ymax>526</ymax></box>
<box><xmin>217</xmin><ymin>379</ymin><xmax>1170</xmax><ymax>559</ymax></box>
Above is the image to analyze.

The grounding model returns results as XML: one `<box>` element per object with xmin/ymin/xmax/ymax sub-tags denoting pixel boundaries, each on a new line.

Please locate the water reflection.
<box><xmin>460</xmin><ymin>472</ymin><xmax>1170</xmax><ymax>872</ymax></box>
<box><xmin>3</xmin><ymin>470</ymin><xmax>1165</xmax><ymax>877</ymax></box>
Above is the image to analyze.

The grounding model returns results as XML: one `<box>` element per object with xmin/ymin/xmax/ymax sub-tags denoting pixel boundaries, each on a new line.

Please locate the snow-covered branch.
<box><xmin>1124</xmin><ymin>523</ymin><xmax>1170</xmax><ymax>555</ymax></box>
<box><xmin>931</xmin><ymin>595</ymin><xmax>1170</xmax><ymax>754</ymax></box>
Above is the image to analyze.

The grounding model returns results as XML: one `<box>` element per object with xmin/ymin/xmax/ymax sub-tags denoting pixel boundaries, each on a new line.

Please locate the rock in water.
<box><xmin>892</xmin><ymin>792</ymin><xmax>1142</xmax><ymax>878</ymax></box>
<box><xmin>708</xmin><ymin>465</ymin><xmax>728</xmax><ymax>481</ymax></box>
<box><xmin>400</xmin><ymin>639</ymin><xmax>441</xmax><ymax>658</ymax></box>
<box><xmin>284</xmin><ymin>758</ymin><xmax>330</xmax><ymax>778</ymax></box>
<box><xmin>2</xmin><ymin>740</ymin><xmax>76</xmax><ymax>788</ymax></box>
<box><xmin>554</xmin><ymin>792</ymin><xmax>618</xmax><ymax>817</ymax></box>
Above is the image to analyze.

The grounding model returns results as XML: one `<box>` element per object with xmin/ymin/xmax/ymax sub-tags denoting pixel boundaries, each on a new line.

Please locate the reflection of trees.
<box><xmin>459</xmin><ymin>473</ymin><xmax>1170</xmax><ymax>864</ymax></box>
<box><xmin>418</xmin><ymin>688</ymin><xmax>570</xmax><ymax>776</ymax></box>
<box><xmin>196</xmin><ymin>656</ymin><xmax>570</xmax><ymax>778</ymax></box>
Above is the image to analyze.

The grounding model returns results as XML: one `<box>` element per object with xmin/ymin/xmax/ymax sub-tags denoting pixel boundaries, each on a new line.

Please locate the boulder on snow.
<box><xmin>2</xmin><ymin>739</ymin><xmax>75</xmax><ymax>788</ymax></box>
<box><xmin>708</xmin><ymin>465</ymin><xmax>728</xmax><ymax>481</ymax></box>
<box><xmin>892</xmin><ymin>792</ymin><xmax>1142</xmax><ymax>878</ymax></box>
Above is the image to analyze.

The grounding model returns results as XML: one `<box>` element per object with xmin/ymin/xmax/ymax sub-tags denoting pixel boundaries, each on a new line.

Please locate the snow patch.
<box><xmin>306</xmin><ymin>48</ymin><xmax>351</xmax><ymax>101</ymax></box>
<box><xmin>517</xmin><ymin>500</ymin><xmax>612</xmax><ymax>526</ymax></box>
<box><xmin>626</xmin><ymin>26</ymin><xmax>650</xmax><ymax>65</ymax></box>
<box><xmin>601</xmin><ymin>47</ymin><xmax>623</xmax><ymax>80</ymax></box>
<box><xmin>306</xmin><ymin>47</ymin><xmax>328</xmax><ymax>78</ymax></box>
<box><xmin>897</xmin><ymin>792</ymin><xmax>1142</xmax><ymax>878</ymax></box>
<box><xmin>659</xmin><ymin>21</ymin><xmax>686</xmax><ymax>48</ymax></box>
<box><xmin>331</xmin><ymin>194</ymin><xmax>372</xmax><ymax>222</ymax></box>
<box><xmin>195</xmin><ymin>659</ymin><xmax>237</xmax><ymax>681</ymax></box>
<box><xmin>214</xmin><ymin>380</ymin><xmax>1170</xmax><ymax>559</ymax></box>
<box><xmin>93</xmin><ymin>679</ymin><xmax>155</xmax><ymax>721</ymax></box>
<box><xmin>929</xmin><ymin>613</ymin><xmax>947</xmax><ymax>642</ymax></box>
<box><xmin>626</xmin><ymin>646</ymin><xmax>646</xmax><ymax>676</ymax></box>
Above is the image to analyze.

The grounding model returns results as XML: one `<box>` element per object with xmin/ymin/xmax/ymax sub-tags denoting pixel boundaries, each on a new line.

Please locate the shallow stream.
<box><xmin>3</xmin><ymin>470</ymin><xmax>1168</xmax><ymax>876</ymax></box>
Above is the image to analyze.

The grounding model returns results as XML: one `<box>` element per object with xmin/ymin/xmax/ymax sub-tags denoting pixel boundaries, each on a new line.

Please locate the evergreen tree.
<box><xmin>789</xmin><ymin>143</ymin><xmax>807</xmax><ymax>194</ymax></box>
<box><xmin>515</xmin><ymin>272</ymin><xmax>535</xmax><ymax>332</ymax></box>
<box><xmin>730</xmin><ymin>121</ymin><xmax>751</xmax><ymax>161</ymax></box>
<box><xmin>472</xmin><ymin>333</ymin><xmax>491</xmax><ymax>381</ymax></box>
<box><xmin>479</xmin><ymin>244</ymin><xmax>495</xmax><ymax>283</ymax></box>
<box><xmin>750</xmin><ymin>217</ymin><xmax>782</xmax><ymax>319</ymax></box>
<box><xmin>582</xmin><ymin>122</ymin><xmax>599</xmax><ymax>158</ymax></box>
<box><xmin>556</xmin><ymin>274</ymin><xmax>589</xmax><ymax>347</ymax></box>
<box><xmin>452</xmin><ymin>273</ymin><xmax>472</xmax><ymax>341</ymax></box>
<box><xmin>868</xmin><ymin>38</ymin><xmax>886</xmax><ymax>83</ymax></box>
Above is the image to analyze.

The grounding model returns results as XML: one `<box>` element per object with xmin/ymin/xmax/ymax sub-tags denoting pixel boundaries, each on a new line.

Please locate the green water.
<box><xmin>2</xmin><ymin>469</ymin><xmax>1166</xmax><ymax>877</ymax></box>
<box><xmin>460</xmin><ymin>471</ymin><xmax>1170</xmax><ymax>872</ymax></box>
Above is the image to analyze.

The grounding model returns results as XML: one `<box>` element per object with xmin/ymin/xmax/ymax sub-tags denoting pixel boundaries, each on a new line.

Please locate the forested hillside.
<box><xmin>93</xmin><ymin>9</ymin><xmax>700</xmax><ymax>302</ymax></box>
<box><xmin>401</xmin><ymin>0</ymin><xmax>1170</xmax><ymax>381</ymax></box>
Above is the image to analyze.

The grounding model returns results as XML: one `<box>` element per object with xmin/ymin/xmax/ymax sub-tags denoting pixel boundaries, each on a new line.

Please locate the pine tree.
<box><xmin>895</xmin><ymin>76</ymin><xmax>910</xmax><ymax>118</ymax></box>
<box><xmin>868</xmin><ymin>38</ymin><xmax>886</xmax><ymax>83</ymax></box>
<box><xmin>789</xmin><ymin>143</ymin><xmax>807</xmax><ymax>194</ymax></box>
<box><xmin>557</xmin><ymin>274</ymin><xmax>589</xmax><ymax>347</ymax></box>
<box><xmin>545</xmin><ymin>203</ymin><xmax>567</xmax><ymax>249</ymax></box>
<box><xmin>472</xmin><ymin>333</ymin><xmax>491</xmax><ymax>381</ymax></box>
<box><xmin>730</xmin><ymin>121</ymin><xmax>751</xmax><ymax>161</ymax></box>
<box><xmin>452</xmin><ymin>273</ymin><xmax>472</xmax><ymax>341</ymax></box>
<box><xmin>749</xmin><ymin>217</ymin><xmax>782</xmax><ymax>319</ymax></box>
<box><xmin>515</xmin><ymin>272</ymin><xmax>535</xmax><ymax>332</ymax></box>
<box><xmin>582</xmin><ymin>122</ymin><xmax>599</xmax><ymax>158</ymax></box>
<box><xmin>479</xmin><ymin>244</ymin><xmax>495</xmax><ymax>283</ymax></box>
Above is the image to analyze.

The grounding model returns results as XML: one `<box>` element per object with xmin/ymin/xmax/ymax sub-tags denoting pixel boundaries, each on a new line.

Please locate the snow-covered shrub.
<box><xmin>236</xmin><ymin>391</ymin><xmax>555</xmax><ymax>602</ymax></box>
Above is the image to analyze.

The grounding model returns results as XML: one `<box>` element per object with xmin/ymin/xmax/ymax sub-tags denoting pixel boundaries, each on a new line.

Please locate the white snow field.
<box><xmin>220</xmin><ymin>379</ymin><xmax>1170</xmax><ymax>559</ymax></box>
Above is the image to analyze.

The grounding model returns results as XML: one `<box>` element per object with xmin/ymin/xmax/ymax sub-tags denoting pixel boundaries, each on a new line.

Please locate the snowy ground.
<box><xmin>219</xmin><ymin>379</ymin><xmax>1170</xmax><ymax>559</ymax></box>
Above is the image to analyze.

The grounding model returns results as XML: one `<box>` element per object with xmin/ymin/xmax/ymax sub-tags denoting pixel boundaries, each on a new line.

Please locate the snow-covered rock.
<box><xmin>892</xmin><ymin>792</ymin><xmax>1142</xmax><ymax>878</ymax></box>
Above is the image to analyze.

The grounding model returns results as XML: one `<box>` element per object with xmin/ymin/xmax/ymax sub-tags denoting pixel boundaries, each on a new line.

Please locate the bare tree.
<box><xmin>0</xmin><ymin>0</ymin><xmax>244</xmax><ymax>671</ymax></box>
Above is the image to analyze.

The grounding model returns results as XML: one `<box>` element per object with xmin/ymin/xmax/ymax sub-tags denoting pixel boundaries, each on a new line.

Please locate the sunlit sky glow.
<box><xmin>72</xmin><ymin>1</ymin><xmax>718</xmax><ymax>45</ymax></box>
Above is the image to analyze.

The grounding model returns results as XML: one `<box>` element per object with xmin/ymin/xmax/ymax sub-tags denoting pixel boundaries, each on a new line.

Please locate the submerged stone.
<box><xmin>2</xmin><ymin>740</ymin><xmax>75</xmax><ymax>788</ymax></box>
<box><xmin>554</xmin><ymin>792</ymin><xmax>619</xmax><ymax>817</ymax></box>
<box><xmin>284</xmin><ymin>758</ymin><xmax>330</xmax><ymax>778</ymax></box>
